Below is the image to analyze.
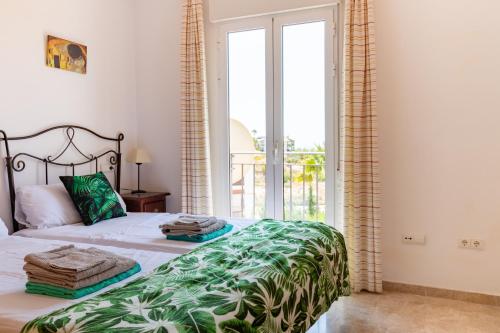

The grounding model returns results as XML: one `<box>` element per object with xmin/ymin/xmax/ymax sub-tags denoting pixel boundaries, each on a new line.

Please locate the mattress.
<box><xmin>0</xmin><ymin>236</ymin><xmax>179</xmax><ymax>333</ymax></box>
<box><xmin>14</xmin><ymin>213</ymin><xmax>257</xmax><ymax>253</ymax></box>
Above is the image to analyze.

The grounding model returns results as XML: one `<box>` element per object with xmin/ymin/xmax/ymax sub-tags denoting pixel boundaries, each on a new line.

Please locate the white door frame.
<box><xmin>215</xmin><ymin>6</ymin><xmax>339</xmax><ymax>225</ymax></box>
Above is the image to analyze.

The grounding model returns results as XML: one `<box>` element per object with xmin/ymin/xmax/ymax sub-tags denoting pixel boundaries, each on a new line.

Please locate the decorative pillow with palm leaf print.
<box><xmin>60</xmin><ymin>172</ymin><xmax>126</xmax><ymax>225</ymax></box>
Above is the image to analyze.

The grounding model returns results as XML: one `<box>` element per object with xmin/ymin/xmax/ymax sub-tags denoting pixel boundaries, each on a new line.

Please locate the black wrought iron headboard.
<box><xmin>0</xmin><ymin>125</ymin><xmax>124</xmax><ymax>232</ymax></box>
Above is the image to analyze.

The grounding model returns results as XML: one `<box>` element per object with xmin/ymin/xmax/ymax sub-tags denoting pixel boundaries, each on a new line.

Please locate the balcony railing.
<box><xmin>230</xmin><ymin>152</ymin><xmax>326</xmax><ymax>222</ymax></box>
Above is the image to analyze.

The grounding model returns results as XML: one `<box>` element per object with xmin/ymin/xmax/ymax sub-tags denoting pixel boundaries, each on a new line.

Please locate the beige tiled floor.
<box><xmin>317</xmin><ymin>291</ymin><xmax>500</xmax><ymax>333</ymax></box>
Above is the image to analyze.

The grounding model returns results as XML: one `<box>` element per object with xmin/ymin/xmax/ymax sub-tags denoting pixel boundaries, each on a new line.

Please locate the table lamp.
<box><xmin>127</xmin><ymin>148</ymin><xmax>152</xmax><ymax>194</ymax></box>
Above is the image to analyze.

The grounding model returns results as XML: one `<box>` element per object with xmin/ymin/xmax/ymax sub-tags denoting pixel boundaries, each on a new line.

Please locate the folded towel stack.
<box><xmin>159</xmin><ymin>215</ymin><xmax>233</xmax><ymax>242</ymax></box>
<box><xmin>23</xmin><ymin>245</ymin><xmax>140</xmax><ymax>299</ymax></box>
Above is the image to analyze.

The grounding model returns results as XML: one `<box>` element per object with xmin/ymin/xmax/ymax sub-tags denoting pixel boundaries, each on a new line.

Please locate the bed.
<box><xmin>18</xmin><ymin>219</ymin><xmax>350</xmax><ymax>333</ymax></box>
<box><xmin>15</xmin><ymin>212</ymin><xmax>256</xmax><ymax>253</ymax></box>
<box><xmin>0</xmin><ymin>235</ymin><xmax>180</xmax><ymax>333</ymax></box>
<box><xmin>1</xmin><ymin>125</ymin><xmax>256</xmax><ymax>253</ymax></box>
<box><xmin>2</xmin><ymin>219</ymin><xmax>349</xmax><ymax>333</ymax></box>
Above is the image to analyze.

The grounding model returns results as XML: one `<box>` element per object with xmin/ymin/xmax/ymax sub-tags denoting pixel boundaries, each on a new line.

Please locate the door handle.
<box><xmin>274</xmin><ymin>140</ymin><xmax>279</xmax><ymax>165</ymax></box>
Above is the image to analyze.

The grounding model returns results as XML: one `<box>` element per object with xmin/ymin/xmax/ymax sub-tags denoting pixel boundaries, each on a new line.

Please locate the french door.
<box><xmin>217</xmin><ymin>8</ymin><xmax>338</xmax><ymax>225</ymax></box>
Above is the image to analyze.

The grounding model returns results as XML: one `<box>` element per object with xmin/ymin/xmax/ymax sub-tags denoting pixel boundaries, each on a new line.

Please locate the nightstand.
<box><xmin>121</xmin><ymin>192</ymin><xmax>170</xmax><ymax>213</ymax></box>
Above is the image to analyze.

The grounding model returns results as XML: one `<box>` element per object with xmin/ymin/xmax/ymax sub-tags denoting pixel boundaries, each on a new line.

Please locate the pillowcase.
<box><xmin>14</xmin><ymin>194</ymin><xmax>29</xmax><ymax>227</ymax></box>
<box><xmin>60</xmin><ymin>172</ymin><xmax>126</xmax><ymax>226</ymax></box>
<box><xmin>0</xmin><ymin>217</ymin><xmax>8</xmax><ymax>236</ymax></box>
<box><xmin>16</xmin><ymin>184</ymin><xmax>82</xmax><ymax>229</ymax></box>
<box><xmin>115</xmin><ymin>191</ymin><xmax>127</xmax><ymax>212</ymax></box>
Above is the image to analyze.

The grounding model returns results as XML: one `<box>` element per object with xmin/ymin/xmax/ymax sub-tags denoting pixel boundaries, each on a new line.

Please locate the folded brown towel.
<box><xmin>24</xmin><ymin>246</ymin><xmax>137</xmax><ymax>290</ymax></box>
<box><xmin>161</xmin><ymin>219</ymin><xmax>227</xmax><ymax>236</ymax></box>
<box><xmin>24</xmin><ymin>245</ymin><xmax>117</xmax><ymax>281</ymax></box>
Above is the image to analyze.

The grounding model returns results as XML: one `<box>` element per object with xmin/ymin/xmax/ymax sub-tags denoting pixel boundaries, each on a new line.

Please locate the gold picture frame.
<box><xmin>46</xmin><ymin>35</ymin><xmax>87</xmax><ymax>74</ymax></box>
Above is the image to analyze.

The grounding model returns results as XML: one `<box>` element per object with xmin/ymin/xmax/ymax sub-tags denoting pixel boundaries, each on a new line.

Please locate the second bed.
<box><xmin>14</xmin><ymin>212</ymin><xmax>256</xmax><ymax>253</ymax></box>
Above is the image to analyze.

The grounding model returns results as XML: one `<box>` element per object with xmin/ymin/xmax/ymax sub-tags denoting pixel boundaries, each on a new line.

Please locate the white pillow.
<box><xmin>0</xmin><ymin>217</ymin><xmax>8</xmax><ymax>236</ymax></box>
<box><xmin>115</xmin><ymin>191</ymin><xmax>127</xmax><ymax>212</ymax></box>
<box><xmin>14</xmin><ymin>195</ymin><xmax>29</xmax><ymax>227</ymax></box>
<box><xmin>16</xmin><ymin>184</ymin><xmax>82</xmax><ymax>229</ymax></box>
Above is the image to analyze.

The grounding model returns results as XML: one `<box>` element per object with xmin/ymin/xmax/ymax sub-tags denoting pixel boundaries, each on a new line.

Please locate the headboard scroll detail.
<box><xmin>0</xmin><ymin>125</ymin><xmax>125</xmax><ymax>232</ymax></box>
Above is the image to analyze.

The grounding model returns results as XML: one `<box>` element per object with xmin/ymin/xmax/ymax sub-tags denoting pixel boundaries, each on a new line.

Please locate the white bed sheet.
<box><xmin>14</xmin><ymin>213</ymin><xmax>257</xmax><ymax>254</ymax></box>
<box><xmin>0</xmin><ymin>236</ymin><xmax>179</xmax><ymax>333</ymax></box>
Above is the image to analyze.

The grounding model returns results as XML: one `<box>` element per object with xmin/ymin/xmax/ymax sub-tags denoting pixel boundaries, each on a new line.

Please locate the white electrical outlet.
<box><xmin>458</xmin><ymin>239</ymin><xmax>484</xmax><ymax>250</ymax></box>
<box><xmin>458</xmin><ymin>239</ymin><xmax>470</xmax><ymax>248</ymax></box>
<box><xmin>402</xmin><ymin>234</ymin><xmax>425</xmax><ymax>245</ymax></box>
<box><xmin>470</xmin><ymin>239</ymin><xmax>483</xmax><ymax>250</ymax></box>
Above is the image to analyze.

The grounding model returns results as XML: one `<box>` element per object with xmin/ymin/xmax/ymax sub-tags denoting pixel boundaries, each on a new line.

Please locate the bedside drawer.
<box><xmin>121</xmin><ymin>192</ymin><xmax>170</xmax><ymax>213</ymax></box>
<box><xmin>143</xmin><ymin>200</ymin><xmax>166</xmax><ymax>213</ymax></box>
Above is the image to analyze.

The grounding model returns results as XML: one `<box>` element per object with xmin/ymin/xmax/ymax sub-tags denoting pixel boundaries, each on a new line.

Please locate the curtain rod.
<box><xmin>209</xmin><ymin>2</ymin><xmax>341</xmax><ymax>24</ymax></box>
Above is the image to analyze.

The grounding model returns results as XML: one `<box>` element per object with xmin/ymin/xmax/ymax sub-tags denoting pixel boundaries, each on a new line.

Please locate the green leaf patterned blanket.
<box><xmin>22</xmin><ymin>219</ymin><xmax>350</xmax><ymax>333</ymax></box>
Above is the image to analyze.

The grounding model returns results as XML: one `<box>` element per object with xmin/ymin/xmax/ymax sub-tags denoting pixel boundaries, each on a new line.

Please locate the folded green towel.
<box><xmin>26</xmin><ymin>264</ymin><xmax>141</xmax><ymax>299</ymax></box>
<box><xmin>166</xmin><ymin>224</ymin><xmax>234</xmax><ymax>243</ymax></box>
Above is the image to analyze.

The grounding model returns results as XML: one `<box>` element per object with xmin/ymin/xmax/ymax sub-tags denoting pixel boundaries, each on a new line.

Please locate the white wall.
<box><xmin>135</xmin><ymin>0</ymin><xmax>183</xmax><ymax>213</ymax></box>
<box><xmin>2</xmin><ymin>0</ymin><xmax>499</xmax><ymax>296</ymax></box>
<box><xmin>209</xmin><ymin>0</ymin><xmax>336</xmax><ymax>22</ymax></box>
<box><xmin>208</xmin><ymin>0</ymin><xmax>500</xmax><ymax>296</ymax></box>
<box><xmin>0</xmin><ymin>0</ymin><xmax>138</xmax><ymax>231</ymax></box>
<box><xmin>377</xmin><ymin>0</ymin><xmax>500</xmax><ymax>296</ymax></box>
<box><xmin>133</xmin><ymin>0</ymin><xmax>339</xmax><ymax>214</ymax></box>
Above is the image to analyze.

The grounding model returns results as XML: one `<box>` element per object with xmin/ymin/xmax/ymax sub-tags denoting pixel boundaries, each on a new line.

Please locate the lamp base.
<box><xmin>132</xmin><ymin>163</ymin><xmax>146</xmax><ymax>195</ymax></box>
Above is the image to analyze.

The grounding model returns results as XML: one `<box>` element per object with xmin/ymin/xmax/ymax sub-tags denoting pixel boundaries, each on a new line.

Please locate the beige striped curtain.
<box><xmin>342</xmin><ymin>0</ymin><xmax>382</xmax><ymax>293</ymax></box>
<box><xmin>181</xmin><ymin>0</ymin><xmax>212</xmax><ymax>215</ymax></box>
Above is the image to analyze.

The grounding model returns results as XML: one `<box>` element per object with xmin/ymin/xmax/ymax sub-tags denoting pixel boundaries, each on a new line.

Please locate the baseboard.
<box><xmin>383</xmin><ymin>281</ymin><xmax>500</xmax><ymax>307</ymax></box>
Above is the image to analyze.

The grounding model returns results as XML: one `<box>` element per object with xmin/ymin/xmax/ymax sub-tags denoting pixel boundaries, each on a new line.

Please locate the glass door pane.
<box><xmin>227</xmin><ymin>29</ymin><xmax>267</xmax><ymax>219</ymax></box>
<box><xmin>281</xmin><ymin>21</ymin><xmax>327</xmax><ymax>222</ymax></box>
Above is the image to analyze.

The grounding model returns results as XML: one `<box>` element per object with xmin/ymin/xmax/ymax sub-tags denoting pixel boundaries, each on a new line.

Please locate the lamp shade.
<box><xmin>127</xmin><ymin>148</ymin><xmax>152</xmax><ymax>164</ymax></box>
